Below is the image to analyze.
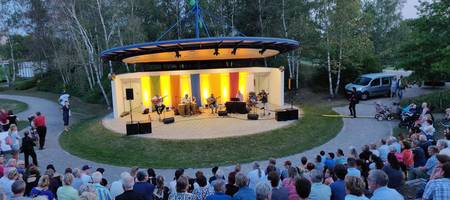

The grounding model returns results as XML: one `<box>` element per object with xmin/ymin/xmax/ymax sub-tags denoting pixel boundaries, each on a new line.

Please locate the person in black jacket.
<box><xmin>348</xmin><ymin>87</ymin><xmax>359</xmax><ymax>118</ymax></box>
<box><xmin>116</xmin><ymin>175</ymin><xmax>145</xmax><ymax>200</ymax></box>
<box><xmin>21</xmin><ymin>131</ymin><xmax>38</xmax><ymax>167</ymax></box>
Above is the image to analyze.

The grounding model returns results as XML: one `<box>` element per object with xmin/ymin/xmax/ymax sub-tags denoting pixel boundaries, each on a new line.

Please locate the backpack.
<box><xmin>5</xmin><ymin>136</ymin><xmax>13</xmax><ymax>145</ymax></box>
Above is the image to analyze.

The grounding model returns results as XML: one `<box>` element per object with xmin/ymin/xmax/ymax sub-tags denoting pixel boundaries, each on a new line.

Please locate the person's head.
<box><xmin>306</xmin><ymin>163</ymin><xmax>315</xmax><ymax>171</ymax></box>
<box><xmin>147</xmin><ymin>168</ymin><xmax>156</xmax><ymax>177</ymax></box>
<box><xmin>196</xmin><ymin>174</ymin><xmax>207</xmax><ymax>187</ymax></box>
<box><xmin>213</xmin><ymin>179</ymin><xmax>226</xmax><ymax>193</ymax></box>
<box><xmin>121</xmin><ymin>174</ymin><xmax>135</xmax><ymax>191</ymax></box>
<box><xmin>337</xmin><ymin>149</ymin><xmax>344</xmax><ymax>156</ymax></box>
<box><xmin>266</xmin><ymin>165</ymin><xmax>276</xmax><ymax>174</ymax></box>
<box><xmin>38</xmin><ymin>175</ymin><xmax>50</xmax><ymax>188</ymax></box>
<box><xmin>402</xmin><ymin>140</ymin><xmax>411</xmax><ymax>150</ymax></box>
<box><xmin>428</xmin><ymin>145</ymin><xmax>439</xmax><ymax>156</ymax></box>
<box><xmin>284</xmin><ymin>160</ymin><xmax>292</xmax><ymax>168</ymax></box>
<box><xmin>345</xmin><ymin>176</ymin><xmax>366</xmax><ymax>197</ymax></box>
<box><xmin>310</xmin><ymin>169</ymin><xmax>323</xmax><ymax>183</ymax></box>
<box><xmin>295</xmin><ymin>177</ymin><xmax>311</xmax><ymax>199</ymax></box>
<box><xmin>381</xmin><ymin>139</ymin><xmax>386</xmax><ymax>145</ymax></box>
<box><xmin>136</xmin><ymin>170</ymin><xmax>148</xmax><ymax>182</ymax></box>
<box><xmin>36</xmin><ymin>112</ymin><xmax>41</xmax><ymax>116</ymax></box>
<box><xmin>328</xmin><ymin>152</ymin><xmax>335</xmax><ymax>159</ymax></box>
<box><xmin>174</xmin><ymin>168</ymin><xmax>184</xmax><ymax>180</ymax></box>
<box><xmin>315</xmin><ymin>155</ymin><xmax>322</xmax><ymax>163</ymax></box>
<box><xmin>235</xmin><ymin>172</ymin><xmax>249</xmax><ymax>188</ymax></box>
<box><xmin>72</xmin><ymin>168</ymin><xmax>81</xmax><ymax>178</ymax></box>
<box><xmin>422</xmin><ymin>102</ymin><xmax>428</xmax><ymax>109</ymax></box>
<box><xmin>443</xmin><ymin>162</ymin><xmax>450</xmax><ymax>178</ymax></box>
<box><xmin>215</xmin><ymin>169</ymin><xmax>224</xmax><ymax>179</ymax></box>
<box><xmin>185</xmin><ymin>94</ymin><xmax>188</xmax><ymax>98</ymax></box>
<box><xmin>155</xmin><ymin>175</ymin><xmax>165</xmax><ymax>187</ymax></box>
<box><xmin>436</xmin><ymin>154</ymin><xmax>450</xmax><ymax>165</ymax></box>
<box><xmin>11</xmin><ymin>180</ymin><xmax>26</xmax><ymax>197</ymax></box>
<box><xmin>367</xmin><ymin>170</ymin><xmax>389</xmax><ymax>191</ymax></box>
<box><xmin>228</xmin><ymin>171</ymin><xmax>236</xmax><ymax>185</ymax></box>
<box><xmin>176</xmin><ymin>175</ymin><xmax>189</xmax><ymax>193</ymax></box>
<box><xmin>212</xmin><ymin>166</ymin><xmax>219</xmax><ymax>175</ymax></box>
<box><xmin>65</xmin><ymin>168</ymin><xmax>73</xmax><ymax>174</ymax></box>
<box><xmin>320</xmin><ymin>151</ymin><xmax>325</xmax><ymax>156</ymax></box>
<box><xmin>334</xmin><ymin>164</ymin><xmax>347</xmax><ymax>180</ymax></box>
<box><xmin>81</xmin><ymin>165</ymin><xmax>91</xmax><ymax>173</ymax></box>
<box><xmin>255</xmin><ymin>182</ymin><xmax>272</xmax><ymax>200</ymax></box>
<box><xmin>288</xmin><ymin>166</ymin><xmax>298</xmax><ymax>179</ymax></box>
<box><xmin>8</xmin><ymin>124</ymin><xmax>17</xmax><ymax>133</ymax></box>
<box><xmin>301</xmin><ymin>157</ymin><xmax>308</xmax><ymax>165</ymax></box>
<box><xmin>7</xmin><ymin>168</ymin><xmax>18</xmax><ymax>180</ymax></box>
<box><xmin>387</xmin><ymin>152</ymin><xmax>401</xmax><ymax>170</ymax></box>
<box><xmin>234</xmin><ymin>164</ymin><xmax>241</xmax><ymax>172</ymax></box>
<box><xmin>96</xmin><ymin>168</ymin><xmax>104</xmax><ymax>174</ymax></box>
<box><xmin>63</xmin><ymin>173</ymin><xmax>74</xmax><ymax>186</ymax></box>
<box><xmin>267</xmin><ymin>171</ymin><xmax>280</xmax><ymax>188</ymax></box>
<box><xmin>91</xmin><ymin>171</ymin><xmax>102</xmax><ymax>184</ymax></box>
<box><xmin>437</xmin><ymin>140</ymin><xmax>448</xmax><ymax>150</ymax></box>
<box><xmin>347</xmin><ymin>157</ymin><xmax>357</xmax><ymax>168</ymax></box>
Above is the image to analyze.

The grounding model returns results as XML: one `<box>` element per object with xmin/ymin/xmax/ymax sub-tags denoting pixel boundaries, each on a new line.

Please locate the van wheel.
<box><xmin>361</xmin><ymin>92</ymin><xmax>369</xmax><ymax>100</ymax></box>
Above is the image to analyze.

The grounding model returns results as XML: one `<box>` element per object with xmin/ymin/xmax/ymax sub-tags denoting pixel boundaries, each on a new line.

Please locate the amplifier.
<box><xmin>163</xmin><ymin>117</ymin><xmax>175</xmax><ymax>124</ymax></box>
<box><xmin>247</xmin><ymin>113</ymin><xmax>259</xmax><ymax>120</ymax></box>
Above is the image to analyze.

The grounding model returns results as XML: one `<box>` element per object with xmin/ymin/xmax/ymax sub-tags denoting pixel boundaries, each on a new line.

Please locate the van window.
<box><xmin>370</xmin><ymin>78</ymin><xmax>380</xmax><ymax>87</ymax></box>
<box><xmin>382</xmin><ymin>77</ymin><xmax>390</xmax><ymax>86</ymax></box>
<box><xmin>354</xmin><ymin>77</ymin><xmax>371</xmax><ymax>85</ymax></box>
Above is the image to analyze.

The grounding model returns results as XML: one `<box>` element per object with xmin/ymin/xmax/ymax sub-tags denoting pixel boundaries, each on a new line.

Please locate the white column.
<box><xmin>268</xmin><ymin>68</ymin><xmax>284</xmax><ymax>106</ymax></box>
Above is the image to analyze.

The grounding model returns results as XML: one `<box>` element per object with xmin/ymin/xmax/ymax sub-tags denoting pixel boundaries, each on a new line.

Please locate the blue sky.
<box><xmin>402</xmin><ymin>0</ymin><xmax>428</xmax><ymax>19</ymax></box>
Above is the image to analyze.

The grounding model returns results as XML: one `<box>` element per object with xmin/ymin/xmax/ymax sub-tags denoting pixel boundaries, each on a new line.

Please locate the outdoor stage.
<box><xmin>102</xmin><ymin>104</ymin><xmax>302</xmax><ymax>140</ymax></box>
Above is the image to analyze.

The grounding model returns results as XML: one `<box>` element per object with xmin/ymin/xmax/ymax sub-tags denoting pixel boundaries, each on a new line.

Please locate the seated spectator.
<box><xmin>24</xmin><ymin>165</ymin><xmax>40</xmax><ymax>196</ymax></box>
<box><xmin>349</xmin><ymin>146</ymin><xmax>358</xmax><ymax>159</ymax></box>
<box><xmin>206</xmin><ymin>179</ymin><xmax>231</xmax><ymax>200</ymax></box>
<box><xmin>324</xmin><ymin>168</ymin><xmax>334</xmax><ymax>185</ymax></box>
<box><xmin>0</xmin><ymin>167</ymin><xmax>18</xmax><ymax>198</ymax></box>
<box><xmin>153</xmin><ymin>175</ymin><xmax>169</xmax><ymax>200</ymax></box>
<box><xmin>247</xmin><ymin>162</ymin><xmax>265</xmax><ymax>190</ymax></box>
<box><xmin>266</xmin><ymin>158</ymin><xmax>281</xmax><ymax>176</ymax></box>
<box><xmin>281</xmin><ymin>160</ymin><xmax>292</xmax><ymax>180</ymax></box>
<box><xmin>408</xmin><ymin>145</ymin><xmax>439</xmax><ymax>180</ymax></box>
<box><xmin>344</xmin><ymin>176</ymin><xmax>369</xmax><ymax>200</ymax></box>
<box><xmin>382</xmin><ymin>153</ymin><xmax>404</xmax><ymax>189</ymax></box>
<box><xmin>192</xmin><ymin>174</ymin><xmax>213</xmax><ymax>200</ymax></box>
<box><xmin>367</xmin><ymin>170</ymin><xmax>404</xmax><ymax>200</ymax></box>
<box><xmin>225</xmin><ymin>172</ymin><xmax>238</xmax><ymax>197</ymax></box>
<box><xmin>169</xmin><ymin>169</ymin><xmax>184</xmax><ymax>194</ymax></box>
<box><xmin>335</xmin><ymin>149</ymin><xmax>347</xmax><ymax>165</ymax></box>
<box><xmin>429</xmin><ymin>154</ymin><xmax>450</xmax><ymax>180</ymax></box>
<box><xmin>298</xmin><ymin>157</ymin><xmax>309</xmax><ymax>175</ymax></box>
<box><xmin>255</xmin><ymin>182</ymin><xmax>271</xmax><ymax>200</ymax></box>
<box><xmin>116</xmin><ymin>174</ymin><xmax>145</xmax><ymax>200</ymax></box>
<box><xmin>401</xmin><ymin>140</ymin><xmax>414</xmax><ymax>170</ymax></box>
<box><xmin>370</xmin><ymin>144</ymin><xmax>380</xmax><ymax>157</ymax></box>
<box><xmin>208</xmin><ymin>166</ymin><xmax>220</xmax><ymax>184</ymax></box>
<box><xmin>11</xmin><ymin>180</ymin><xmax>32</xmax><ymax>200</ymax></box>
<box><xmin>169</xmin><ymin>175</ymin><xmax>195</xmax><ymax>200</ymax></box>
<box><xmin>133</xmin><ymin>170</ymin><xmax>155</xmax><ymax>200</ymax></box>
<box><xmin>346</xmin><ymin>158</ymin><xmax>361</xmax><ymax>177</ymax></box>
<box><xmin>233</xmin><ymin>173</ymin><xmax>255</xmax><ymax>200</ymax></box>
<box><xmin>71</xmin><ymin>168</ymin><xmax>83</xmax><ymax>191</ymax></box>
<box><xmin>308</xmin><ymin>169</ymin><xmax>331</xmax><ymax>200</ymax></box>
<box><xmin>147</xmin><ymin>168</ymin><xmax>157</xmax><ymax>185</ymax></box>
<box><xmin>314</xmin><ymin>156</ymin><xmax>324</xmax><ymax>172</ymax></box>
<box><xmin>282</xmin><ymin>167</ymin><xmax>300</xmax><ymax>200</ymax></box>
<box><xmin>30</xmin><ymin>175</ymin><xmax>54</xmax><ymax>200</ymax></box>
<box><xmin>387</xmin><ymin>137</ymin><xmax>401</xmax><ymax>153</ymax></box>
<box><xmin>267</xmin><ymin>171</ymin><xmax>288</xmax><ymax>200</ymax></box>
<box><xmin>421</xmin><ymin>119</ymin><xmax>435</xmax><ymax>139</ymax></box>
<box><xmin>330</xmin><ymin>164</ymin><xmax>347</xmax><ymax>200</ymax></box>
<box><xmin>96</xmin><ymin>168</ymin><xmax>108</xmax><ymax>187</ymax></box>
<box><xmin>92</xmin><ymin>171</ymin><xmax>112</xmax><ymax>200</ymax></box>
<box><xmin>378</xmin><ymin>139</ymin><xmax>389</xmax><ymax>162</ymax></box>
<box><xmin>412</xmin><ymin>140</ymin><xmax>427</xmax><ymax>167</ymax></box>
<box><xmin>437</xmin><ymin>139</ymin><xmax>450</xmax><ymax>156</ymax></box>
<box><xmin>295</xmin><ymin>177</ymin><xmax>311</xmax><ymax>200</ymax></box>
<box><xmin>110</xmin><ymin>172</ymin><xmax>129</xmax><ymax>199</ymax></box>
<box><xmin>325</xmin><ymin>152</ymin><xmax>336</xmax><ymax>170</ymax></box>
<box><xmin>422</xmin><ymin>162</ymin><xmax>450</xmax><ymax>200</ymax></box>
<box><xmin>418</xmin><ymin>135</ymin><xmax>431</xmax><ymax>157</ymax></box>
<box><xmin>56</xmin><ymin>173</ymin><xmax>79</xmax><ymax>200</ymax></box>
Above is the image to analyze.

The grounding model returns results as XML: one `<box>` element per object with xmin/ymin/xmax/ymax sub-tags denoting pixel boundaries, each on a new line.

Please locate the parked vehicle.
<box><xmin>345</xmin><ymin>73</ymin><xmax>396</xmax><ymax>100</ymax></box>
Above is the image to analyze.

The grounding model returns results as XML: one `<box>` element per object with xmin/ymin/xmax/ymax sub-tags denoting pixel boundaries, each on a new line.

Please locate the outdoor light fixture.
<box><xmin>213</xmin><ymin>48</ymin><xmax>220</xmax><ymax>56</ymax></box>
<box><xmin>259</xmin><ymin>48</ymin><xmax>267</xmax><ymax>55</ymax></box>
<box><xmin>175</xmin><ymin>50</ymin><xmax>181</xmax><ymax>58</ymax></box>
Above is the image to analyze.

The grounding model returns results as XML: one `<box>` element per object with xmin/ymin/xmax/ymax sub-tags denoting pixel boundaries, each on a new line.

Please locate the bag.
<box><xmin>5</xmin><ymin>136</ymin><xmax>13</xmax><ymax>145</ymax></box>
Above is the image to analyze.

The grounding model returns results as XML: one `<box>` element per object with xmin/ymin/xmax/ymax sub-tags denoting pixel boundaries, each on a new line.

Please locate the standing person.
<box><xmin>390</xmin><ymin>77</ymin><xmax>398</xmax><ymax>98</ymax></box>
<box><xmin>61</xmin><ymin>101</ymin><xmax>71</xmax><ymax>132</ymax></box>
<box><xmin>7</xmin><ymin>125</ymin><xmax>21</xmax><ymax>160</ymax></box>
<box><xmin>348</xmin><ymin>87</ymin><xmax>358</xmax><ymax>118</ymax></box>
<box><xmin>133</xmin><ymin>171</ymin><xmax>155</xmax><ymax>200</ymax></box>
<box><xmin>397</xmin><ymin>76</ymin><xmax>405</xmax><ymax>100</ymax></box>
<box><xmin>258</xmin><ymin>90</ymin><xmax>270</xmax><ymax>116</ymax></box>
<box><xmin>7</xmin><ymin>110</ymin><xmax>17</xmax><ymax>126</ymax></box>
<box><xmin>33</xmin><ymin>112</ymin><xmax>47</xmax><ymax>150</ymax></box>
<box><xmin>21</xmin><ymin>131</ymin><xmax>38</xmax><ymax>167</ymax></box>
<box><xmin>0</xmin><ymin>108</ymin><xmax>10</xmax><ymax>131</ymax></box>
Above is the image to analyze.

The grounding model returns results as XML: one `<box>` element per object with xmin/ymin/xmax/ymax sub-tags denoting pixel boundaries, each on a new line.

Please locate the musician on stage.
<box><xmin>236</xmin><ymin>90</ymin><xmax>243</xmax><ymax>102</ymax></box>
<box><xmin>207</xmin><ymin>94</ymin><xmax>218</xmax><ymax>114</ymax></box>
<box><xmin>247</xmin><ymin>92</ymin><xmax>257</xmax><ymax>112</ymax></box>
<box><xmin>181</xmin><ymin>94</ymin><xmax>196</xmax><ymax>115</ymax></box>
<box><xmin>151</xmin><ymin>94</ymin><xmax>165</xmax><ymax>121</ymax></box>
<box><xmin>258</xmin><ymin>90</ymin><xmax>270</xmax><ymax>116</ymax></box>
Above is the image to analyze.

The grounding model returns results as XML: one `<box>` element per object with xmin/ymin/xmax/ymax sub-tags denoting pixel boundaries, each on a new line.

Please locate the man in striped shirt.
<box><xmin>92</xmin><ymin>172</ymin><xmax>112</xmax><ymax>200</ymax></box>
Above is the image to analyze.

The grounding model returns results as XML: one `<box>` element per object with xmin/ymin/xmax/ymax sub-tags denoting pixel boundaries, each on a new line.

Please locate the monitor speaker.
<box><xmin>126</xmin><ymin>122</ymin><xmax>139</xmax><ymax>135</ymax></box>
<box><xmin>218</xmin><ymin>110</ymin><xmax>228</xmax><ymax>116</ymax></box>
<box><xmin>163</xmin><ymin>117</ymin><xmax>175</xmax><ymax>124</ymax></box>
<box><xmin>139</xmin><ymin>122</ymin><xmax>152</xmax><ymax>134</ymax></box>
<box><xmin>125</xmin><ymin>88</ymin><xmax>134</xmax><ymax>100</ymax></box>
<box><xmin>247</xmin><ymin>113</ymin><xmax>259</xmax><ymax>120</ymax></box>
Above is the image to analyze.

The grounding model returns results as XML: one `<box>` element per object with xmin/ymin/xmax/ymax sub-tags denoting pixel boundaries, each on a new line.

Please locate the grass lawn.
<box><xmin>0</xmin><ymin>98</ymin><xmax>28</xmax><ymax>114</ymax></box>
<box><xmin>59</xmin><ymin>104</ymin><xmax>342</xmax><ymax>168</ymax></box>
<box><xmin>17</xmin><ymin>120</ymin><xmax>30</xmax><ymax>131</ymax></box>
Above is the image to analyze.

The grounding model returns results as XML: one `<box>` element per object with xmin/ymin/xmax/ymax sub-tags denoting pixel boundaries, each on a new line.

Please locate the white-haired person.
<box><xmin>0</xmin><ymin>167</ymin><xmax>19</xmax><ymax>198</ymax></box>
<box><xmin>255</xmin><ymin>182</ymin><xmax>271</xmax><ymax>200</ymax></box>
<box><xmin>308</xmin><ymin>169</ymin><xmax>331</xmax><ymax>200</ymax></box>
<box><xmin>116</xmin><ymin>174</ymin><xmax>144</xmax><ymax>200</ymax></box>
<box><xmin>56</xmin><ymin>173</ymin><xmax>79</xmax><ymax>200</ymax></box>
<box><xmin>30</xmin><ymin>175</ymin><xmax>55</xmax><ymax>200</ymax></box>
<box><xmin>110</xmin><ymin>172</ymin><xmax>130</xmax><ymax>199</ymax></box>
<box><xmin>344</xmin><ymin>176</ymin><xmax>368</xmax><ymax>200</ymax></box>
<box><xmin>92</xmin><ymin>171</ymin><xmax>112</xmax><ymax>200</ymax></box>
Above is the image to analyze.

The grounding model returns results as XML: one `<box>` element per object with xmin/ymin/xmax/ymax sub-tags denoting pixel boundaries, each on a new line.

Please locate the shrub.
<box><xmin>400</xmin><ymin>89</ymin><xmax>450</xmax><ymax>112</ymax></box>
<box><xmin>13</xmin><ymin>78</ymin><xmax>37</xmax><ymax>90</ymax></box>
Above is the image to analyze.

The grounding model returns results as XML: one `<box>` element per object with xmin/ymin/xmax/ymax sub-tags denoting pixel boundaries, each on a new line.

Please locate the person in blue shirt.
<box><xmin>133</xmin><ymin>170</ymin><xmax>155</xmax><ymax>200</ymax></box>
<box><xmin>347</xmin><ymin>158</ymin><xmax>361</xmax><ymax>177</ymax></box>
<box><xmin>330</xmin><ymin>164</ymin><xmax>347</xmax><ymax>200</ymax></box>
<box><xmin>367</xmin><ymin>170</ymin><xmax>404</xmax><ymax>200</ymax></box>
<box><xmin>233</xmin><ymin>173</ymin><xmax>256</xmax><ymax>200</ymax></box>
<box><xmin>325</xmin><ymin>152</ymin><xmax>337</xmax><ymax>170</ymax></box>
<box><xmin>206</xmin><ymin>179</ymin><xmax>232</xmax><ymax>200</ymax></box>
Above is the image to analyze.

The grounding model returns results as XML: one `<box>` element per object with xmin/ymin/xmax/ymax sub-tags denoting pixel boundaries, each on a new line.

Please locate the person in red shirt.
<box><xmin>401</xmin><ymin>140</ymin><xmax>414</xmax><ymax>177</ymax></box>
<box><xmin>0</xmin><ymin>108</ymin><xmax>9</xmax><ymax>131</ymax></box>
<box><xmin>33</xmin><ymin>112</ymin><xmax>47</xmax><ymax>150</ymax></box>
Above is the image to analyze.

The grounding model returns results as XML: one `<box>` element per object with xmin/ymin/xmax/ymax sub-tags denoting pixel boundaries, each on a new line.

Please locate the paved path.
<box><xmin>0</xmin><ymin>85</ymin><xmax>446</xmax><ymax>182</ymax></box>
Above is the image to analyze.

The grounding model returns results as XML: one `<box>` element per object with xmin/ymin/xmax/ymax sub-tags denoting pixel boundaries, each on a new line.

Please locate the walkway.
<box><xmin>0</xmin><ymin>85</ymin><xmax>445</xmax><ymax>181</ymax></box>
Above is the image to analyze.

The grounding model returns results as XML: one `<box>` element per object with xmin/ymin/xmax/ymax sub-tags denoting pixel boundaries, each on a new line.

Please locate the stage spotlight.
<box><xmin>231</xmin><ymin>48</ymin><xmax>237</xmax><ymax>55</ymax></box>
<box><xmin>213</xmin><ymin>48</ymin><xmax>220</xmax><ymax>56</ymax></box>
<box><xmin>259</xmin><ymin>48</ymin><xmax>267</xmax><ymax>55</ymax></box>
<box><xmin>175</xmin><ymin>50</ymin><xmax>181</xmax><ymax>58</ymax></box>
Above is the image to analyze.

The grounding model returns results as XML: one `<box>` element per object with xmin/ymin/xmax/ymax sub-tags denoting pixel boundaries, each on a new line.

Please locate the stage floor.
<box><xmin>102</xmin><ymin>105</ymin><xmax>302</xmax><ymax>140</ymax></box>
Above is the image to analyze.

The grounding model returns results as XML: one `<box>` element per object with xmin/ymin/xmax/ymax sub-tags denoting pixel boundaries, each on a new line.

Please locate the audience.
<box><xmin>344</xmin><ymin>176</ymin><xmax>368</xmax><ymax>200</ymax></box>
<box><xmin>308</xmin><ymin>169</ymin><xmax>331</xmax><ymax>200</ymax></box>
<box><xmin>56</xmin><ymin>173</ymin><xmax>79</xmax><ymax>200</ymax></box>
<box><xmin>224</xmin><ymin>172</ymin><xmax>238</xmax><ymax>197</ymax></box>
<box><xmin>205</xmin><ymin>179</ymin><xmax>231</xmax><ymax>200</ymax></box>
<box><xmin>115</xmin><ymin>174</ymin><xmax>144</xmax><ymax>200</ymax></box>
<box><xmin>330</xmin><ymin>164</ymin><xmax>347</xmax><ymax>200</ymax></box>
<box><xmin>295</xmin><ymin>177</ymin><xmax>311</xmax><ymax>200</ymax></box>
<box><xmin>233</xmin><ymin>173</ymin><xmax>255</xmax><ymax>200</ymax></box>
<box><xmin>168</xmin><ymin>175</ymin><xmax>194</xmax><ymax>200</ymax></box>
<box><xmin>422</xmin><ymin>162</ymin><xmax>450</xmax><ymax>200</ymax></box>
<box><xmin>282</xmin><ymin>167</ymin><xmax>300</xmax><ymax>200</ymax></box>
<box><xmin>267</xmin><ymin>171</ymin><xmax>288</xmax><ymax>200</ymax></box>
<box><xmin>367</xmin><ymin>170</ymin><xmax>404</xmax><ymax>200</ymax></box>
<box><xmin>133</xmin><ymin>170</ymin><xmax>155</xmax><ymax>200</ymax></box>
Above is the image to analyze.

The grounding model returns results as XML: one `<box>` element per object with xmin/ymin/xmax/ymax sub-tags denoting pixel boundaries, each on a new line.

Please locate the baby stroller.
<box><xmin>398</xmin><ymin>104</ymin><xmax>420</xmax><ymax>128</ymax></box>
<box><xmin>375</xmin><ymin>102</ymin><xmax>394</xmax><ymax>121</ymax></box>
<box><xmin>27</xmin><ymin>115</ymin><xmax>40</xmax><ymax>144</ymax></box>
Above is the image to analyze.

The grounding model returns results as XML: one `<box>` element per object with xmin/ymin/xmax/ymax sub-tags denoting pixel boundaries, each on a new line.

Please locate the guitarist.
<box><xmin>207</xmin><ymin>94</ymin><xmax>219</xmax><ymax>114</ymax></box>
<box><xmin>152</xmin><ymin>94</ymin><xmax>166</xmax><ymax>121</ymax></box>
<box><xmin>258</xmin><ymin>90</ymin><xmax>270</xmax><ymax>116</ymax></box>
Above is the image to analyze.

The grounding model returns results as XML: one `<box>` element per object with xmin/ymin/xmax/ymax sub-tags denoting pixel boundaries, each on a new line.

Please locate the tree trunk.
<box><xmin>1</xmin><ymin>63</ymin><xmax>9</xmax><ymax>86</ymax></box>
<box><xmin>334</xmin><ymin>44</ymin><xmax>343</xmax><ymax>95</ymax></box>
<box><xmin>117</xmin><ymin>27</ymin><xmax>130</xmax><ymax>72</ymax></box>
<box><xmin>8</xmin><ymin>37</ymin><xmax>16</xmax><ymax>83</ymax></box>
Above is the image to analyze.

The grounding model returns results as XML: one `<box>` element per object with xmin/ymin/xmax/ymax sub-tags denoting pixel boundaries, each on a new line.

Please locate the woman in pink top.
<box><xmin>282</xmin><ymin>166</ymin><xmax>300</xmax><ymax>200</ymax></box>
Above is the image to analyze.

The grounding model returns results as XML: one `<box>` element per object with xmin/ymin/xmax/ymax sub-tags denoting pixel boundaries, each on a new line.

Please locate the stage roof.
<box><xmin>101</xmin><ymin>37</ymin><xmax>299</xmax><ymax>64</ymax></box>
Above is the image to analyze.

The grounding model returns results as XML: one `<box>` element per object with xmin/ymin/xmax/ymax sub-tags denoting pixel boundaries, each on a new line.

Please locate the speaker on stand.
<box><xmin>125</xmin><ymin>88</ymin><xmax>134</xmax><ymax>122</ymax></box>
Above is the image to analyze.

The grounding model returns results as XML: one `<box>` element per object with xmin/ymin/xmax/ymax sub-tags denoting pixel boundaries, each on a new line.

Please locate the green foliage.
<box><xmin>13</xmin><ymin>78</ymin><xmax>37</xmax><ymax>90</ymax></box>
<box><xmin>0</xmin><ymin>99</ymin><xmax>28</xmax><ymax>114</ymax></box>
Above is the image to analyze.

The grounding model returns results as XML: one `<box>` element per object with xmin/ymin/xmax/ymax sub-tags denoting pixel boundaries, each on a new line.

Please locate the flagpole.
<box><xmin>195</xmin><ymin>0</ymin><xmax>200</xmax><ymax>38</ymax></box>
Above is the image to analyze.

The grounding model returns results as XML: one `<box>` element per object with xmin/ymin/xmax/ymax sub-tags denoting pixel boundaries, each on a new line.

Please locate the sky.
<box><xmin>402</xmin><ymin>0</ymin><xmax>427</xmax><ymax>19</ymax></box>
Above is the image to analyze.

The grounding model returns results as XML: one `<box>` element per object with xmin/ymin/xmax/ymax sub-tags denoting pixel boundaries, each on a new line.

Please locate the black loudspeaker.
<box><xmin>126</xmin><ymin>122</ymin><xmax>139</xmax><ymax>135</ymax></box>
<box><xmin>275</xmin><ymin>108</ymin><xmax>299</xmax><ymax>121</ymax></box>
<box><xmin>247</xmin><ymin>113</ymin><xmax>259</xmax><ymax>120</ymax></box>
<box><xmin>163</xmin><ymin>117</ymin><xmax>175</xmax><ymax>124</ymax></box>
<box><xmin>139</xmin><ymin>122</ymin><xmax>152</xmax><ymax>134</ymax></box>
<box><xmin>125</xmin><ymin>88</ymin><xmax>134</xmax><ymax>100</ymax></box>
<box><xmin>218</xmin><ymin>110</ymin><xmax>228</xmax><ymax>116</ymax></box>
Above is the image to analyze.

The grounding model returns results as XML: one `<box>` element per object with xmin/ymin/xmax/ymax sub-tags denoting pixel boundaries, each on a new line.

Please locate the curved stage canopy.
<box><xmin>101</xmin><ymin>37</ymin><xmax>299</xmax><ymax>64</ymax></box>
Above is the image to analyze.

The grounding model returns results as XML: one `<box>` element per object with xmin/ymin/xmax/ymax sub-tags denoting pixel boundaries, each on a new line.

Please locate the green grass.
<box><xmin>59</xmin><ymin>104</ymin><xmax>342</xmax><ymax>168</ymax></box>
<box><xmin>17</xmin><ymin>120</ymin><xmax>30</xmax><ymax>131</ymax></box>
<box><xmin>0</xmin><ymin>98</ymin><xmax>28</xmax><ymax>114</ymax></box>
